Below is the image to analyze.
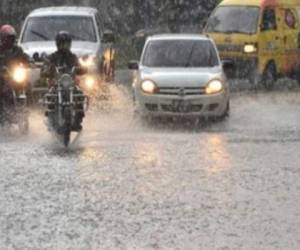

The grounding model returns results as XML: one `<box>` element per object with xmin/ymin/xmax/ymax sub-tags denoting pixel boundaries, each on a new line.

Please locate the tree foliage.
<box><xmin>0</xmin><ymin>0</ymin><xmax>219</xmax><ymax>64</ymax></box>
<box><xmin>0</xmin><ymin>0</ymin><xmax>218</xmax><ymax>34</ymax></box>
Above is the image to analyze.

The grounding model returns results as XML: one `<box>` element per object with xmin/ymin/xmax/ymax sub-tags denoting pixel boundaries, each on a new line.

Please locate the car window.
<box><xmin>284</xmin><ymin>9</ymin><xmax>297</xmax><ymax>29</ymax></box>
<box><xmin>261</xmin><ymin>9</ymin><xmax>277</xmax><ymax>31</ymax></box>
<box><xmin>142</xmin><ymin>39</ymin><xmax>219</xmax><ymax>68</ymax></box>
<box><xmin>22</xmin><ymin>16</ymin><xmax>97</xmax><ymax>42</ymax></box>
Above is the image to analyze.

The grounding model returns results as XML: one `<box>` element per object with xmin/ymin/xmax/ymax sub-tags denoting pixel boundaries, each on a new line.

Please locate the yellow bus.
<box><xmin>205</xmin><ymin>0</ymin><xmax>300</xmax><ymax>89</ymax></box>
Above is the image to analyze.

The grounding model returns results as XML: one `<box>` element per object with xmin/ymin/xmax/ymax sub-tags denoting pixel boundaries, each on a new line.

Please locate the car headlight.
<box><xmin>79</xmin><ymin>55</ymin><xmax>96</xmax><ymax>68</ymax></box>
<box><xmin>60</xmin><ymin>74</ymin><xmax>73</xmax><ymax>89</ymax></box>
<box><xmin>141</xmin><ymin>80</ymin><xmax>158</xmax><ymax>94</ymax></box>
<box><xmin>205</xmin><ymin>79</ymin><xmax>223</xmax><ymax>94</ymax></box>
<box><xmin>84</xmin><ymin>76</ymin><xmax>96</xmax><ymax>90</ymax></box>
<box><xmin>244</xmin><ymin>44</ymin><xmax>257</xmax><ymax>53</ymax></box>
<box><xmin>12</xmin><ymin>66</ymin><xmax>27</xmax><ymax>84</ymax></box>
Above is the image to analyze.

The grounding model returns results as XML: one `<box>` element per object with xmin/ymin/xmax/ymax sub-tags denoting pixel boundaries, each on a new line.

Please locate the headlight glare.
<box><xmin>141</xmin><ymin>80</ymin><xmax>158</xmax><ymax>94</ymax></box>
<box><xmin>205</xmin><ymin>80</ymin><xmax>223</xmax><ymax>94</ymax></box>
<box><xmin>85</xmin><ymin>76</ymin><xmax>96</xmax><ymax>89</ymax></box>
<box><xmin>79</xmin><ymin>55</ymin><xmax>96</xmax><ymax>68</ymax></box>
<box><xmin>13</xmin><ymin>66</ymin><xmax>27</xmax><ymax>84</ymax></box>
<box><xmin>244</xmin><ymin>44</ymin><xmax>257</xmax><ymax>53</ymax></box>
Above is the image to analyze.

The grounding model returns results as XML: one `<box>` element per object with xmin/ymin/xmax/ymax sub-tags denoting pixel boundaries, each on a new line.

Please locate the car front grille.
<box><xmin>145</xmin><ymin>104</ymin><xmax>158</xmax><ymax>111</ymax></box>
<box><xmin>157</xmin><ymin>87</ymin><xmax>205</xmax><ymax>96</ymax></box>
<box><xmin>217</xmin><ymin>44</ymin><xmax>243</xmax><ymax>52</ymax></box>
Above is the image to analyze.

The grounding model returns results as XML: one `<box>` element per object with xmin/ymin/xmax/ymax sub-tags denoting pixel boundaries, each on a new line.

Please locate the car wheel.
<box><xmin>214</xmin><ymin>101</ymin><xmax>230</xmax><ymax>122</ymax></box>
<box><xmin>261</xmin><ymin>63</ymin><xmax>277</xmax><ymax>90</ymax></box>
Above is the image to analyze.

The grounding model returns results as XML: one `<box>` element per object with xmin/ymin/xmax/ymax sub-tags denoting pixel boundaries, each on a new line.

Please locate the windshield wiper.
<box><xmin>185</xmin><ymin>42</ymin><xmax>197</xmax><ymax>67</ymax></box>
<box><xmin>223</xmin><ymin>29</ymin><xmax>251</xmax><ymax>34</ymax></box>
<box><xmin>29</xmin><ymin>30</ymin><xmax>49</xmax><ymax>40</ymax></box>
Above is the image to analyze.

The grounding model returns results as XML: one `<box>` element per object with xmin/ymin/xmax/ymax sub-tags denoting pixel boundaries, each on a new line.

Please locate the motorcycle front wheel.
<box><xmin>62</xmin><ymin>108</ymin><xmax>72</xmax><ymax>147</ymax></box>
<box><xmin>17</xmin><ymin>112</ymin><xmax>29</xmax><ymax>135</ymax></box>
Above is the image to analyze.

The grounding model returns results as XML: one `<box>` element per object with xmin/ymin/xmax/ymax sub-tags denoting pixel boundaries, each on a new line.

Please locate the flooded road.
<box><xmin>0</xmin><ymin>81</ymin><xmax>300</xmax><ymax>249</ymax></box>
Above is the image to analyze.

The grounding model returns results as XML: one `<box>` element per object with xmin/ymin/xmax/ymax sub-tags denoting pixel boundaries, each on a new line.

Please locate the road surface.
<box><xmin>0</xmin><ymin>76</ymin><xmax>300</xmax><ymax>250</ymax></box>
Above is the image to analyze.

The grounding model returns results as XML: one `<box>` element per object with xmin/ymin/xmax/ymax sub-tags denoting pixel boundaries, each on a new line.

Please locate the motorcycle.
<box><xmin>0</xmin><ymin>64</ymin><xmax>29</xmax><ymax>134</ymax></box>
<box><xmin>44</xmin><ymin>66</ymin><xmax>89</xmax><ymax>147</ymax></box>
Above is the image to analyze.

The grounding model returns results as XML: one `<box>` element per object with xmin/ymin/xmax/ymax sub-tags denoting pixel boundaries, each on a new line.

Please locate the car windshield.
<box><xmin>22</xmin><ymin>16</ymin><xmax>97</xmax><ymax>42</ymax></box>
<box><xmin>142</xmin><ymin>39</ymin><xmax>219</xmax><ymax>68</ymax></box>
<box><xmin>205</xmin><ymin>6</ymin><xmax>259</xmax><ymax>34</ymax></box>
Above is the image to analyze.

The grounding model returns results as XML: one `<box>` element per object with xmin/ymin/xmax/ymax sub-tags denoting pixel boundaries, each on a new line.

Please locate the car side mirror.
<box><xmin>102</xmin><ymin>30</ymin><xmax>115</xmax><ymax>43</ymax></box>
<box><xmin>128</xmin><ymin>60</ymin><xmax>139</xmax><ymax>70</ymax></box>
<box><xmin>222</xmin><ymin>60</ymin><xmax>235</xmax><ymax>78</ymax></box>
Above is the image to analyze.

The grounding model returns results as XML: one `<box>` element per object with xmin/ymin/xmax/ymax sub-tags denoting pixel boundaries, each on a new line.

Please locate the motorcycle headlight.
<box><xmin>60</xmin><ymin>74</ymin><xmax>73</xmax><ymax>89</ymax></box>
<box><xmin>141</xmin><ymin>80</ymin><xmax>158</xmax><ymax>94</ymax></box>
<box><xmin>205</xmin><ymin>79</ymin><xmax>223</xmax><ymax>95</ymax></box>
<box><xmin>84</xmin><ymin>76</ymin><xmax>96</xmax><ymax>90</ymax></box>
<box><xmin>13</xmin><ymin>66</ymin><xmax>27</xmax><ymax>84</ymax></box>
<box><xmin>79</xmin><ymin>55</ymin><xmax>96</xmax><ymax>68</ymax></box>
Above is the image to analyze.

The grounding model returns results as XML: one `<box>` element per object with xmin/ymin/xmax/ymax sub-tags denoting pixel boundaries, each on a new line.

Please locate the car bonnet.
<box><xmin>139</xmin><ymin>67</ymin><xmax>223</xmax><ymax>88</ymax></box>
<box><xmin>20</xmin><ymin>41</ymin><xmax>99</xmax><ymax>58</ymax></box>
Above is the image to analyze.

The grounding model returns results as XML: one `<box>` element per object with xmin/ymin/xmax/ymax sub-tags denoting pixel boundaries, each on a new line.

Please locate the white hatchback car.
<box><xmin>128</xmin><ymin>34</ymin><xmax>231</xmax><ymax>119</ymax></box>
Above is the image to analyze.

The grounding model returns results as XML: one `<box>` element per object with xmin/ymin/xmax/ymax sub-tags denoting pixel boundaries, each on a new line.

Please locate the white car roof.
<box><xmin>28</xmin><ymin>6</ymin><xmax>98</xmax><ymax>17</ymax></box>
<box><xmin>148</xmin><ymin>34</ymin><xmax>211</xmax><ymax>41</ymax></box>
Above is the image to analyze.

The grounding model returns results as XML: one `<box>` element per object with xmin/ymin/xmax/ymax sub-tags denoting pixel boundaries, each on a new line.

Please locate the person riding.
<box><xmin>43</xmin><ymin>31</ymin><xmax>85</xmax><ymax>79</ymax></box>
<box><xmin>0</xmin><ymin>25</ymin><xmax>29</xmax><ymax>66</ymax></box>
<box><xmin>43</xmin><ymin>31</ymin><xmax>86</xmax><ymax>131</ymax></box>
<box><xmin>0</xmin><ymin>24</ymin><xmax>30</xmax><ymax>121</ymax></box>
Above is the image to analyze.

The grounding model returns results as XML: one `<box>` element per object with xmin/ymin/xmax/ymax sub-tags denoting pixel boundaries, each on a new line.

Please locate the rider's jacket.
<box><xmin>0</xmin><ymin>45</ymin><xmax>29</xmax><ymax>67</ymax></box>
<box><xmin>42</xmin><ymin>50</ymin><xmax>85</xmax><ymax>79</ymax></box>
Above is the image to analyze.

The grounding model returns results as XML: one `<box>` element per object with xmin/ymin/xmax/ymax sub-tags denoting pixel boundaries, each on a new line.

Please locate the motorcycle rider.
<box><xmin>43</xmin><ymin>31</ymin><xmax>85</xmax><ymax>78</ymax></box>
<box><xmin>0</xmin><ymin>24</ymin><xmax>30</xmax><ymax>123</ymax></box>
<box><xmin>43</xmin><ymin>31</ymin><xmax>86</xmax><ymax>131</ymax></box>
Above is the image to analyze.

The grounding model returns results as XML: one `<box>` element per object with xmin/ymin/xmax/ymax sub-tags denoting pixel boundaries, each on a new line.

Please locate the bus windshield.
<box><xmin>206</xmin><ymin>6</ymin><xmax>259</xmax><ymax>34</ymax></box>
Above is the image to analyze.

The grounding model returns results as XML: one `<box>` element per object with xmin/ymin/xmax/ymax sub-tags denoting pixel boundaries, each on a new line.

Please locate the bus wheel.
<box><xmin>294</xmin><ymin>70</ymin><xmax>300</xmax><ymax>86</ymax></box>
<box><xmin>261</xmin><ymin>63</ymin><xmax>277</xmax><ymax>90</ymax></box>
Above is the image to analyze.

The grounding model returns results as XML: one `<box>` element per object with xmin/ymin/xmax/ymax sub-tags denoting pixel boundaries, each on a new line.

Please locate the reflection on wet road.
<box><xmin>0</xmin><ymin>85</ymin><xmax>300</xmax><ymax>249</ymax></box>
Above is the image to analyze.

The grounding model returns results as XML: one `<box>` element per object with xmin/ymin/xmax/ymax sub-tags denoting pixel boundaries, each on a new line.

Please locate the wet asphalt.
<box><xmin>0</xmin><ymin>73</ymin><xmax>300</xmax><ymax>250</ymax></box>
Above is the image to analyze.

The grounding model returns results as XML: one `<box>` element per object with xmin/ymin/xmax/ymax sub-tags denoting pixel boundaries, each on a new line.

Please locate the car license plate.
<box><xmin>172</xmin><ymin>100</ymin><xmax>190</xmax><ymax>112</ymax></box>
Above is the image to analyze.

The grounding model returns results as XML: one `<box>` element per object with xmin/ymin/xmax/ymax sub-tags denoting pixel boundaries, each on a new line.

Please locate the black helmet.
<box><xmin>55</xmin><ymin>31</ymin><xmax>72</xmax><ymax>51</ymax></box>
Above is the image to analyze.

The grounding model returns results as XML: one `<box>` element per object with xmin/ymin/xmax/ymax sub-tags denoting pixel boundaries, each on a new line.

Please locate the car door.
<box><xmin>259</xmin><ymin>8</ymin><xmax>283</xmax><ymax>74</ymax></box>
<box><xmin>279</xmin><ymin>7</ymin><xmax>300</xmax><ymax>74</ymax></box>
